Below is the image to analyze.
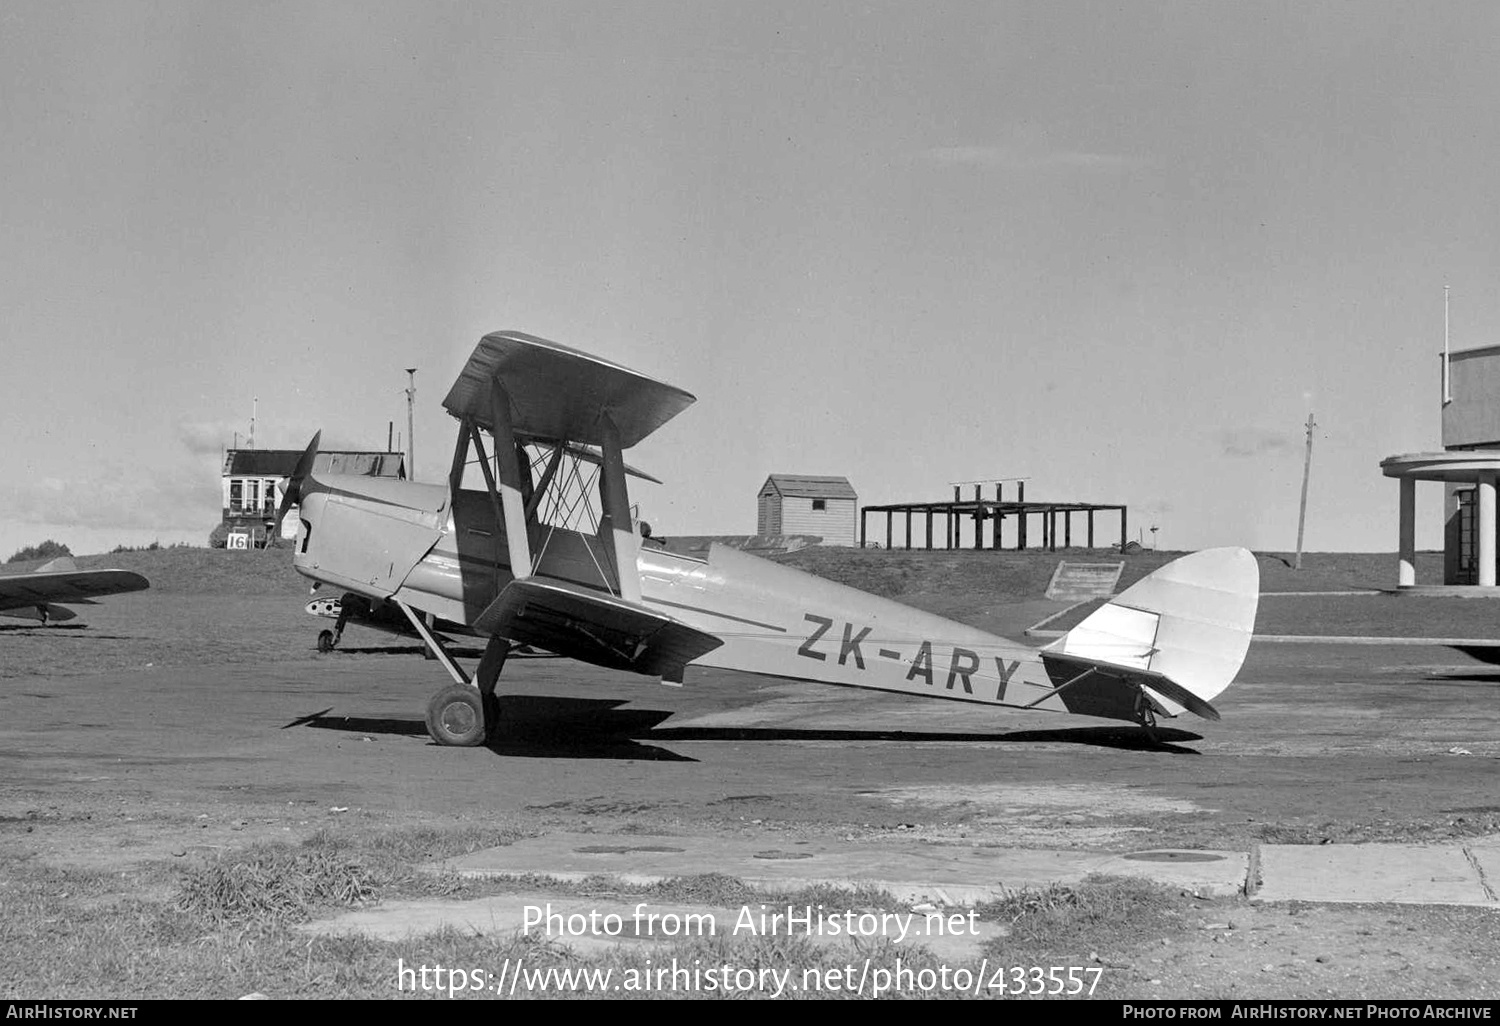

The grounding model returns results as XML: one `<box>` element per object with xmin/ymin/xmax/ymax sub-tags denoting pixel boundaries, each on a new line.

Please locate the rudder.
<box><xmin>1045</xmin><ymin>547</ymin><xmax>1259</xmax><ymax>718</ymax></box>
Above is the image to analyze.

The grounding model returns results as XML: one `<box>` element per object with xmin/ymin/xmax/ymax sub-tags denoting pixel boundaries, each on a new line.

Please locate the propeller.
<box><xmin>273</xmin><ymin>431</ymin><xmax>322</xmax><ymax>544</ymax></box>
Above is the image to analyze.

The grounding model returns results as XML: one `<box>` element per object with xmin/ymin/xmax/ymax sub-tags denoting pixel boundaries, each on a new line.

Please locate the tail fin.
<box><xmin>1044</xmin><ymin>547</ymin><xmax>1259</xmax><ymax>719</ymax></box>
<box><xmin>38</xmin><ymin>556</ymin><xmax>78</xmax><ymax>573</ymax></box>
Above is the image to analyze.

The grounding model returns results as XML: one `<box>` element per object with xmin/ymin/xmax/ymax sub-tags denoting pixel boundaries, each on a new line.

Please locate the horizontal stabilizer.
<box><xmin>473</xmin><ymin>577</ymin><xmax>722</xmax><ymax>677</ymax></box>
<box><xmin>1040</xmin><ymin>650</ymin><xmax>1221</xmax><ymax>722</ymax></box>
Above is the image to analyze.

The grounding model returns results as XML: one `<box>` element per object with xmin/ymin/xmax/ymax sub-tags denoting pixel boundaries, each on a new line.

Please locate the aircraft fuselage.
<box><xmin>293</xmin><ymin>475</ymin><xmax>1148</xmax><ymax>722</ymax></box>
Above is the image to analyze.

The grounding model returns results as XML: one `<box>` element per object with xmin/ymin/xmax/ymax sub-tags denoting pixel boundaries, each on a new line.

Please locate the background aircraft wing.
<box><xmin>0</xmin><ymin>568</ymin><xmax>151</xmax><ymax>612</ymax></box>
<box><xmin>442</xmin><ymin>330</ymin><xmax>696</xmax><ymax>448</ymax></box>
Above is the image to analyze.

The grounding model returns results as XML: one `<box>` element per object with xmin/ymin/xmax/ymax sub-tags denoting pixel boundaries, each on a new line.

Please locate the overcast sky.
<box><xmin>3</xmin><ymin>2</ymin><xmax>1498</xmax><ymax>558</ymax></box>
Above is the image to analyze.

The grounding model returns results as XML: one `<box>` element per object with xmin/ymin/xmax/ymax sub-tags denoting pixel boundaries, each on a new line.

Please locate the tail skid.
<box><xmin>1043</xmin><ymin>548</ymin><xmax>1260</xmax><ymax>722</ymax></box>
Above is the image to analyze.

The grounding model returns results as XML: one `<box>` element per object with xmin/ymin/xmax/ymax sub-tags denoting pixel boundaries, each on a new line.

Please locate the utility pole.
<box><xmin>1295</xmin><ymin>413</ymin><xmax>1316</xmax><ymax>570</ymax></box>
<box><xmin>1443</xmin><ymin>284</ymin><xmax>1452</xmax><ymax>404</ymax></box>
<box><xmin>404</xmin><ymin>368</ymin><xmax>417</xmax><ymax>481</ymax></box>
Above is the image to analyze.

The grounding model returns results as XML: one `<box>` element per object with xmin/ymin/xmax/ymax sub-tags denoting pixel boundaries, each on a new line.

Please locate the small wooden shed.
<box><xmin>756</xmin><ymin>475</ymin><xmax>858</xmax><ymax>546</ymax></box>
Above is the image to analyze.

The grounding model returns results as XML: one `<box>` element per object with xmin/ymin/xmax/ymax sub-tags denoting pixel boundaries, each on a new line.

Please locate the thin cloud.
<box><xmin>177</xmin><ymin>421</ymin><xmax>240</xmax><ymax>458</ymax></box>
<box><xmin>1219</xmin><ymin>428</ymin><xmax>1299</xmax><ymax>459</ymax></box>
<box><xmin>1</xmin><ymin>421</ymin><xmax>344</xmax><ymax>535</ymax></box>
<box><xmin>176</xmin><ymin>420</ymin><xmax>328</xmax><ymax>457</ymax></box>
<box><xmin>915</xmin><ymin>145</ymin><xmax>1152</xmax><ymax>172</ymax></box>
<box><xmin>0</xmin><ymin>466</ymin><xmax>219</xmax><ymax>532</ymax></box>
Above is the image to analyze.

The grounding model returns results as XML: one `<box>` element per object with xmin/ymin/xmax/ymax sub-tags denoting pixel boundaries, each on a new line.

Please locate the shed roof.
<box><xmin>223</xmin><ymin>450</ymin><xmax>406</xmax><ymax>479</ymax></box>
<box><xmin>761</xmin><ymin>474</ymin><xmax>857</xmax><ymax>500</ymax></box>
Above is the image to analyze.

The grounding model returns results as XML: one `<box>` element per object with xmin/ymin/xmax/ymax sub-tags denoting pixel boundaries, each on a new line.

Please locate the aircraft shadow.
<box><xmin>1427</xmin><ymin>672</ymin><xmax>1500</xmax><ymax>684</ymax></box>
<box><xmin>648</xmin><ymin>724</ymin><xmax>1202</xmax><ymax>754</ymax></box>
<box><xmin>0</xmin><ymin>623</ymin><xmax>92</xmax><ymax>633</ymax></box>
<box><xmin>286</xmin><ymin>697</ymin><xmax>1199</xmax><ymax>756</ymax></box>
<box><xmin>321</xmin><ymin>644</ymin><xmax>486</xmax><ymax>658</ymax></box>
<box><xmin>0</xmin><ymin>626</ymin><xmax>133</xmax><ymax>640</ymax></box>
<box><xmin>288</xmin><ymin>696</ymin><xmax>693</xmax><ymax>762</ymax></box>
<box><xmin>319</xmin><ymin>644</ymin><xmax>559</xmax><ymax>659</ymax></box>
<box><xmin>1449</xmin><ymin>645</ymin><xmax>1500</xmax><ymax>665</ymax></box>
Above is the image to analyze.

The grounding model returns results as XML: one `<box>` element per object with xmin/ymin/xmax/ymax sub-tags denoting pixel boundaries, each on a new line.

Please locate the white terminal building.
<box><xmin>219</xmin><ymin>448</ymin><xmax>405</xmax><ymax>547</ymax></box>
<box><xmin>1382</xmin><ymin>342</ymin><xmax>1500</xmax><ymax>587</ymax></box>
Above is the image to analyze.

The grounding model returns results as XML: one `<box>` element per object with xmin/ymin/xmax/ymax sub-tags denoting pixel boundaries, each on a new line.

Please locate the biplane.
<box><xmin>0</xmin><ymin>557</ymin><xmax>150</xmax><ymax>624</ymax></box>
<box><xmin>281</xmin><ymin>331</ymin><xmax>1259</xmax><ymax>746</ymax></box>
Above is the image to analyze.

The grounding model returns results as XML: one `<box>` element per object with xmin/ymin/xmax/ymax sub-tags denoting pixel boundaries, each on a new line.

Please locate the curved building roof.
<box><xmin>1380</xmin><ymin>451</ymin><xmax>1500</xmax><ymax>482</ymax></box>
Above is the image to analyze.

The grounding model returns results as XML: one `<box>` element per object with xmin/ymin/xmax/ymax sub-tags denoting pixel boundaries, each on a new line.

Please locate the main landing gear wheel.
<box><xmin>425</xmin><ymin>684</ymin><xmax>491</xmax><ymax>747</ymax></box>
<box><xmin>317</xmin><ymin>629</ymin><xmax>336</xmax><ymax>654</ymax></box>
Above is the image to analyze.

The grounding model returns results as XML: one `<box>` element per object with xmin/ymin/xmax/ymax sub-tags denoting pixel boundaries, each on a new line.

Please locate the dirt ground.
<box><xmin>2</xmin><ymin>567</ymin><xmax>1499</xmax><ymax>999</ymax></box>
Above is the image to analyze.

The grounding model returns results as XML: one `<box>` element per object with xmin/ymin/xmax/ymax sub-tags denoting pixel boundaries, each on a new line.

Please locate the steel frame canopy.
<box><xmin>860</xmin><ymin>495</ymin><xmax>1129</xmax><ymax>552</ymax></box>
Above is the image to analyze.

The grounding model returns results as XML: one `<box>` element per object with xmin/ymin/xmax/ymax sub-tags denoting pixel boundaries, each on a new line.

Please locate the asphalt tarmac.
<box><xmin>3</xmin><ymin>618</ymin><xmax>1498</xmax><ymax>870</ymax></box>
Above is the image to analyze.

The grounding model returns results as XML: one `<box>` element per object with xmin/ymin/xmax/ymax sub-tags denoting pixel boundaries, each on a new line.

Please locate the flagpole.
<box><xmin>1443</xmin><ymin>284</ymin><xmax>1451</xmax><ymax>405</ymax></box>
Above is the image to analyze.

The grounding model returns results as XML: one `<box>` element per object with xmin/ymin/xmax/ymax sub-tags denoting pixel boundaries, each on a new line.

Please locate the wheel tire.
<box><xmin>425</xmin><ymin>685</ymin><xmax>488</xmax><ymax>747</ymax></box>
<box><xmin>317</xmin><ymin>630</ymin><xmax>335</xmax><ymax>654</ymax></box>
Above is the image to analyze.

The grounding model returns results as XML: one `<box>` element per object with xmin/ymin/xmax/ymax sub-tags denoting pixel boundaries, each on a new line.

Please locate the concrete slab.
<box><xmin>1254</xmin><ymin>843</ymin><xmax>1500</xmax><ymax>907</ymax></box>
<box><xmin>437</xmin><ymin>832</ymin><xmax>1249</xmax><ymax>903</ymax></box>
<box><xmin>1463</xmin><ymin>836</ymin><xmax>1500</xmax><ymax>904</ymax></box>
<box><xmin>301</xmin><ymin>890</ymin><xmax>1004</xmax><ymax>958</ymax></box>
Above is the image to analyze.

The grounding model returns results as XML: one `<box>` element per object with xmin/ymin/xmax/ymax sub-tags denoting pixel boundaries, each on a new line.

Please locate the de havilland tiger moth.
<box><xmin>279</xmin><ymin>331</ymin><xmax>1259</xmax><ymax>747</ymax></box>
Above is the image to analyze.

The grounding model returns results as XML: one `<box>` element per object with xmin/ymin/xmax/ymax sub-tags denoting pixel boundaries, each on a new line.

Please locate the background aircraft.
<box><xmin>282</xmin><ymin>331</ymin><xmax>1259</xmax><ymax>747</ymax></box>
<box><xmin>0</xmin><ymin>557</ymin><xmax>150</xmax><ymax>624</ymax></box>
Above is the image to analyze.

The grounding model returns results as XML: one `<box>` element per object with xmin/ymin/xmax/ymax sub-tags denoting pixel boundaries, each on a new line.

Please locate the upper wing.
<box><xmin>0</xmin><ymin>568</ymin><xmax>151</xmax><ymax>612</ymax></box>
<box><xmin>442</xmin><ymin>331</ymin><xmax>696</xmax><ymax>448</ymax></box>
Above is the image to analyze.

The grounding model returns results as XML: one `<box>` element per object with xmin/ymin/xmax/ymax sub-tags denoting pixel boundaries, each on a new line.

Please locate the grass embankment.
<box><xmin>67</xmin><ymin>546</ymin><xmax>305</xmax><ymax>595</ymax></box>
<box><xmin>6</xmin><ymin>541</ymin><xmax>1438</xmax><ymax>603</ymax></box>
<box><xmin>779</xmin><ymin>547</ymin><xmax>1482</xmax><ymax>638</ymax></box>
<box><xmin>776</xmin><ymin>547</ymin><xmax>1443</xmax><ymax>602</ymax></box>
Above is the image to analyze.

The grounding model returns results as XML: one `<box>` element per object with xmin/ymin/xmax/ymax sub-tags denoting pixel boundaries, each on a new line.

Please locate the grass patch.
<box><xmin>176</xmin><ymin>843</ymin><xmax>380</xmax><ymax>926</ymax></box>
<box><xmin>174</xmin><ymin>822</ymin><xmax>538</xmax><ymax>921</ymax></box>
<box><xmin>979</xmin><ymin>875</ymin><xmax>1187</xmax><ymax>952</ymax></box>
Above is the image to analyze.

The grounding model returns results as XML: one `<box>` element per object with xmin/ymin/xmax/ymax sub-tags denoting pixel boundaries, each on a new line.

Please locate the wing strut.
<box><xmin>395</xmin><ymin>600</ymin><xmax>471</xmax><ymax>688</ymax></box>
<box><xmin>448</xmin><ymin>418</ymin><xmax>472</xmax><ymax>496</ymax></box>
<box><xmin>598</xmin><ymin>413</ymin><xmax>640</xmax><ymax>602</ymax></box>
<box><xmin>465</xmin><ymin>422</ymin><xmax>506</xmax><ymax>541</ymax></box>
<box><xmin>488</xmin><ymin>379</ymin><xmax>534</xmax><ymax>581</ymax></box>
